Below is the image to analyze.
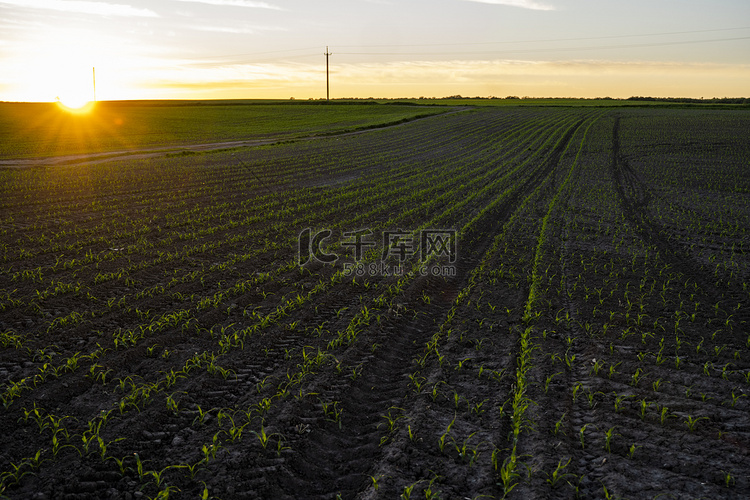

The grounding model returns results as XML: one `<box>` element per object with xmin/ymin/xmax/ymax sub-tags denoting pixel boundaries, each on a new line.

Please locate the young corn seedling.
<box><xmin>192</xmin><ymin>405</ymin><xmax>215</xmax><ymax>426</ymax></box>
<box><xmin>320</xmin><ymin>400</ymin><xmax>343</xmax><ymax>428</ymax></box>
<box><xmin>553</xmin><ymin>412</ymin><xmax>566</xmax><ymax>436</ymax></box>
<box><xmin>722</xmin><ymin>470</ymin><xmax>736</xmax><ymax>488</ymax></box>
<box><xmin>437</xmin><ymin>414</ymin><xmax>456</xmax><ymax>453</ymax></box>
<box><xmin>590</xmin><ymin>358</ymin><xmax>605</xmax><ymax>376</ymax></box>
<box><xmin>724</xmin><ymin>391</ymin><xmax>746</xmax><ymax>408</ymax></box>
<box><xmin>0</xmin><ymin>460</ymin><xmax>34</xmax><ymax>487</ymax></box>
<box><xmin>51</xmin><ymin>428</ymin><xmax>79</xmax><ymax>457</ymax></box>
<box><xmin>629</xmin><ymin>368</ymin><xmax>645</xmax><ymax>387</ymax></box>
<box><xmin>498</xmin><ymin>453</ymin><xmax>521</xmax><ymax>497</ymax></box>
<box><xmin>250</xmin><ymin>425</ymin><xmax>282</xmax><ymax>451</ymax></box>
<box><xmin>579</xmin><ymin>423</ymin><xmax>592</xmax><ymax>450</ymax></box>
<box><xmin>97</xmin><ymin>435</ymin><xmax>124</xmax><ymax>461</ymax></box>
<box><xmin>571</xmin><ymin>382</ymin><xmax>583</xmax><ymax>403</ymax></box>
<box><xmin>451</xmin><ymin>432</ymin><xmax>479</xmax><ymax>462</ymax></box>
<box><xmin>455</xmin><ymin>357</ymin><xmax>472</xmax><ymax>371</ymax></box>
<box><xmin>545</xmin><ymin>457</ymin><xmax>573</xmax><ymax>488</ymax></box>
<box><xmin>453</xmin><ymin>391</ymin><xmax>468</xmax><ymax>410</ymax></box>
<box><xmin>613</xmin><ymin>393</ymin><xmax>633</xmax><ymax>413</ymax></box>
<box><xmin>165</xmin><ymin>392</ymin><xmax>185</xmax><ymax>416</ymax></box>
<box><xmin>105</xmin><ymin>455</ymin><xmax>133</xmax><ymax>476</ymax></box>
<box><xmin>24</xmin><ymin>448</ymin><xmax>49</xmax><ymax>471</ymax></box>
<box><xmin>608</xmin><ymin>362</ymin><xmax>621</xmax><ymax>379</ymax></box>
<box><xmin>400</xmin><ymin>480</ymin><xmax>421</xmax><ymax>500</ymax></box>
<box><xmin>684</xmin><ymin>415</ymin><xmax>709</xmax><ymax>432</ymax></box>
<box><xmin>638</xmin><ymin>399</ymin><xmax>651</xmax><ymax>420</ymax></box>
<box><xmin>133</xmin><ymin>453</ymin><xmax>149</xmax><ymax>481</ymax></box>
<box><xmin>378</xmin><ymin>407</ymin><xmax>405</xmax><ymax>445</ymax></box>
<box><xmin>585</xmin><ymin>390</ymin><xmax>604</xmax><ymax>409</ymax></box>
<box><xmin>18</xmin><ymin>403</ymin><xmax>50</xmax><ymax>434</ymax></box>
<box><xmin>603</xmin><ymin>426</ymin><xmax>618</xmax><ymax>453</ymax></box>
<box><xmin>563</xmin><ymin>349</ymin><xmax>576</xmax><ymax>371</ymax></box>
<box><xmin>144</xmin><ymin>465</ymin><xmax>176</xmax><ymax>490</ymax></box>
<box><xmin>369</xmin><ymin>474</ymin><xmax>383</xmax><ymax>491</ymax></box>
<box><xmin>471</xmin><ymin>399</ymin><xmax>488</xmax><ymax>416</ymax></box>
<box><xmin>659</xmin><ymin>406</ymin><xmax>674</xmax><ymax>426</ymax></box>
<box><xmin>652</xmin><ymin>378</ymin><xmax>664</xmax><ymax>392</ymax></box>
<box><xmin>408</xmin><ymin>372</ymin><xmax>426</xmax><ymax>394</ymax></box>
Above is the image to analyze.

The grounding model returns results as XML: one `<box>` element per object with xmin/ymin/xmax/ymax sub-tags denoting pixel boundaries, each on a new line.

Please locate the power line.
<box><xmin>335</xmin><ymin>26</ymin><xmax>750</xmax><ymax>49</ymax></box>
<box><xmin>337</xmin><ymin>36</ymin><xmax>750</xmax><ymax>57</ymax></box>
<box><xmin>178</xmin><ymin>26</ymin><xmax>750</xmax><ymax>66</ymax></box>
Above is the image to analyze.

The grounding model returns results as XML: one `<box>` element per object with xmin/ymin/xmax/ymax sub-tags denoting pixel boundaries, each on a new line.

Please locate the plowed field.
<box><xmin>1</xmin><ymin>105</ymin><xmax>749</xmax><ymax>499</ymax></box>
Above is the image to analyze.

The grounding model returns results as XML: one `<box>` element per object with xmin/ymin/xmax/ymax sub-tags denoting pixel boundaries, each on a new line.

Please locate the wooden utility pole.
<box><xmin>324</xmin><ymin>46</ymin><xmax>332</xmax><ymax>101</ymax></box>
<box><xmin>93</xmin><ymin>67</ymin><xmax>96</xmax><ymax>102</ymax></box>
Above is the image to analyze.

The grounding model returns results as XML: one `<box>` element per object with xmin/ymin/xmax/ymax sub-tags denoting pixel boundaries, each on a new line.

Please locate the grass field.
<box><xmin>1</xmin><ymin>102</ymin><xmax>749</xmax><ymax>499</ymax></box>
<box><xmin>0</xmin><ymin>100</ymin><xmax>449</xmax><ymax>159</ymax></box>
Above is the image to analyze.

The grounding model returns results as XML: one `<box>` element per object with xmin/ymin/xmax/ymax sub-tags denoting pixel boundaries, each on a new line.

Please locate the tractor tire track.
<box><xmin>268</xmin><ymin>117</ymin><xmax>587</xmax><ymax>499</ymax></box>
<box><xmin>611</xmin><ymin>115</ymin><xmax>727</xmax><ymax>303</ymax></box>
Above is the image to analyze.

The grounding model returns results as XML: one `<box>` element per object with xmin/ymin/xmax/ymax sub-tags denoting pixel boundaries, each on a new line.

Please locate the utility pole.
<box><xmin>93</xmin><ymin>67</ymin><xmax>96</xmax><ymax>102</ymax></box>
<box><xmin>324</xmin><ymin>46</ymin><xmax>332</xmax><ymax>101</ymax></box>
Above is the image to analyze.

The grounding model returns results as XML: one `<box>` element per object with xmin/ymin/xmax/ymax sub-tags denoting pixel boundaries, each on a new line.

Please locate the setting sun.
<box><xmin>56</xmin><ymin>97</ymin><xmax>95</xmax><ymax>114</ymax></box>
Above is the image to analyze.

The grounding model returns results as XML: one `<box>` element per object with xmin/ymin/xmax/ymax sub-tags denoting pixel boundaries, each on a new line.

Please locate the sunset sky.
<box><xmin>1</xmin><ymin>0</ymin><xmax>748</xmax><ymax>102</ymax></box>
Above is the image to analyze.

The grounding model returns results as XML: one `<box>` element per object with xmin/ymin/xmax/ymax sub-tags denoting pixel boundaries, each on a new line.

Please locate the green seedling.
<box><xmin>579</xmin><ymin>423</ymin><xmax>592</xmax><ymax>449</ymax></box>
<box><xmin>553</xmin><ymin>412</ymin><xmax>566</xmax><ymax>436</ymax></box>
<box><xmin>498</xmin><ymin>453</ymin><xmax>520</xmax><ymax>496</ymax></box>
<box><xmin>370</xmin><ymin>474</ymin><xmax>383</xmax><ymax>491</ymax></box>
<box><xmin>684</xmin><ymin>415</ymin><xmax>708</xmax><ymax>432</ymax></box>
<box><xmin>438</xmin><ymin>414</ymin><xmax>456</xmax><ymax>453</ymax></box>
<box><xmin>545</xmin><ymin>457</ymin><xmax>573</xmax><ymax>487</ymax></box>
<box><xmin>603</xmin><ymin>426</ymin><xmax>618</xmax><ymax>453</ymax></box>
<box><xmin>721</xmin><ymin>470</ymin><xmax>735</xmax><ymax>488</ymax></box>
<box><xmin>320</xmin><ymin>400</ymin><xmax>343</xmax><ymax>428</ymax></box>
<box><xmin>250</xmin><ymin>425</ymin><xmax>282</xmax><ymax>450</ymax></box>
<box><xmin>659</xmin><ymin>406</ymin><xmax>674</xmax><ymax>425</ymax></box>
<box><xmin>724</xmin><ymin>391</ymin><xmax>746</xmax><ymax>407</ymax></box>
<box><xmin>638</xmin><ymin>399</ymin><xmax>651</xmax><ymax>420</ymax></box>
<box><xmin>614</xmin><ymin>394</ymin><xmax>633</xmax><ymax>413</ymax></box>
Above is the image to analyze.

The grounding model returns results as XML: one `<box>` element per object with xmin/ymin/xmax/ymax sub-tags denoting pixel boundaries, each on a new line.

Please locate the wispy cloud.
<box><xmin>32</xmin><ymin>57</ymin><xmax>746</xmax><ymax>100</ymax></box>
<box><xmin>460</xmin><ymin>0</ymin><xmax>556</xmax><ymax>11</ymax></box>
<box><xmin>0</xmin><ymin>0</ymin><xmax>158</xmax><ymax>17</ymax></box>
<box><xmin>188</xmin><ymin>24</ymin><xmax>287</xmax><ymax>34</ymax></box>
<box><xmin>171</xmin><ymin>0</ymin><xmax>282</xmax><ymax>9</ymax></box>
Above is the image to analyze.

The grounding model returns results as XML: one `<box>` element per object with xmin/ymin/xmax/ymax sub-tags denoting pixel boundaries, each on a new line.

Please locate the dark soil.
<box><xmin>1</xmin><ymin>106</ymin><xmax>749</xmax><ymax>500</ymax></box>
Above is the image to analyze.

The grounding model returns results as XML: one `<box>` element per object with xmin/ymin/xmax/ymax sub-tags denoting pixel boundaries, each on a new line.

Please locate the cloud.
<box><xmin>170</xmin><ymin>0</ymin><xmax>282</xmax><ymax>9</ymax></box>
<box><xmin>0</xmin><ymin>0</ymin><xmax>158</xmax><ymax>17</ymax></box>
<box><xmin>460</xmin><ymin>0</ymin><xmax>556</xmax><ymax>11</ymax></box>
<box><xmin>187</xmin><ymin>24</ymin><xmax>287</xmax><ymax>34</ymax></box>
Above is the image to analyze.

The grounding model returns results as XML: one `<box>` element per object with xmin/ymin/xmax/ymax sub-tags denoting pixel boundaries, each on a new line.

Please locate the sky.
<box><xmin>0</xmin><ymin>0</ymin><xmax>748</xmax><ymax>102</ymax></box>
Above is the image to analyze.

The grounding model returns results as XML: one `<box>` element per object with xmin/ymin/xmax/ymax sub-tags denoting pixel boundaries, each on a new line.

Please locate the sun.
<box><xmin>55</xmin><ymin>72</ymin><xmax>96</xmax><ymax>113</ymax></box>
<box><xmin>56</xmin><ymin>96</ymin><xmax>95</xmax><ymax>114</ymax></box>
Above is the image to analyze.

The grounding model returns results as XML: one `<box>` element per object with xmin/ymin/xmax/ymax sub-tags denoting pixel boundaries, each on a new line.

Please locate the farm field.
<box><xmin>0</xmin><ymin>101</ymin><xmax>448</xmax><ymax>160</ymax></box>
<box><xmin>1</xmin><ymin>104</ymin><xmax>750</xmax><ymax>499</ymax></box>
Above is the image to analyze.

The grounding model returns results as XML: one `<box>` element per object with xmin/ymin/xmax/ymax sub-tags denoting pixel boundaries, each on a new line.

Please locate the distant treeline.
<box><xmin>626</xmin><ymin>96</ymin><xmax>749</xmax><ymax>104</ymax></box>
<box><xmin>436</xmin><ymin>95</ymin><xmax>749</xmax><ymax>104</ymax></box>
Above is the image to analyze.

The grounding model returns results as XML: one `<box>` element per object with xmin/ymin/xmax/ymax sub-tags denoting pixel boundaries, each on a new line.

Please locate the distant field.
<box><xmin>0</xmin><ymin>100</ymin><xmax>449</xmax><ymax>159</ymax></box>
<box><xmin>398</xmin><ymin>97</ymin><xmax>750</xmax><ymax>107</ymax></box>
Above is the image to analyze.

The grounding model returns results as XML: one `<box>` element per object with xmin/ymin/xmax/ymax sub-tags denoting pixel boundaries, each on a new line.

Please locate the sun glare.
<box><xmin>57</xmin><ymin>97</ymin><xmax>95</xmax><ymax>114</ymax></box>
